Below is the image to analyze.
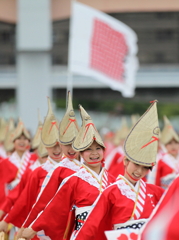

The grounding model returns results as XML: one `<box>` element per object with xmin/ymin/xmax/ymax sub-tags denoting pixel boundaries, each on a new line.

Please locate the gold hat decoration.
<box><xmin>0</xmin><ymin>118</ymin><xmax>8</xmax><ymax>142</ymax></box>
<box><xmin>124</xmin><ymin>100</ymin><xmax>160</xmax><ymax>167</ymax></box>
<box><xmin>72</xmin><ymin>105</ymin><xmax>105</xmax><ymax>151</ymax></box>
<box><xmin>113</xmin><ymin>117</ymin><xmax>130</xmax><ymax>146</ymax></box>
<box><xmin>37</xmin><ymin>141</ymin><xmax>48</xmax><ymax>158</ymax></box>
<box><xmin>4</xmin><ymin>118</ymin><xmax>15</xmax><ymax>152</ymax></box>
<box><xmin>160</xmin><ymin>115</ymin><xmax>179</xmax><ymax>145</ymax></box>
<box><xmin>59</xmin><ymin>91</ymin><xmax>79</xmax><ymax>145</ymax></box>
<box><xmin>12</xmin><ymin>119</ymin><xmax>31</xmax><ymax>142</ymax></box>
<box><xmin>31</xmin><ymin>110</ymin><xmax>43</xmax><ymax>150</ymax></box>
<box><xmin>41</xmin><ymin>97</ymin><xmax>59</xmax><ymax>147</ymax></box>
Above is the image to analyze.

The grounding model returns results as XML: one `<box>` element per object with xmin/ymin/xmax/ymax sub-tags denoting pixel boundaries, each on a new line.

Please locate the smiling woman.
<box><xmin>80</xmin><ymin>141</ymin><xmax>104</xmax><ymax>174</ymax></box>
<box><xmin>72</xmin><ymin>100</ymin><xmax>164</xmax><ymax>240</ymax></box>
<box><xmin>20</xmin><ymin>104</ymin><xmax>116</xmax><ymax>240</ymax></box>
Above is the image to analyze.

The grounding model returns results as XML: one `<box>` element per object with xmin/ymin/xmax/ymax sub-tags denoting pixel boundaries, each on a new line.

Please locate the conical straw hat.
<box><xmin>41</xmin><ymin>97</ymin><xmax>59</xmax><ymax>147</ymax></box>
<box><xmin>4</xmin><ymin>118</ymin><xmax>15</xmax><ymax>152</ymax></box>
<box><xmin>113</xmin><ymin>117</ymin><xmax>130</xmax><ymax>146</ymax></box>
<box><xmin>31</xmin><ymin>110</ymin><xmax>43</xmax><ymax>150</ymax></box>
<box><xmin>59</xmin><ymin>91</ymin><xmax>79</xmax><ymax>145</ymax></box>
<box><xmin>37</xmin><ymin>141</ymin><xmax>48</xmax><ymax>158</ymax></box>
<box><xmin>0</xmin><ymin>118</ymin><xmax>8</xmax><ymax>142</ymax></box>
<box><xmin>12</xmin><ymin>119</ymin><xmax>31</xmax><ymax>142</ymax></box>
<box><xmin>124</xmin><ymin>100</ymin><xmax>160</xmax><ymax>167</ymax></box>
<box><xmin>160</xmin><ymin>115</ymin><xmax>179</xmax><ymax>145</ymax></box>
<box><xmin>72</xmin><ymin>105</ymin><xmax>105</xmax><ymax>151</ymax></box>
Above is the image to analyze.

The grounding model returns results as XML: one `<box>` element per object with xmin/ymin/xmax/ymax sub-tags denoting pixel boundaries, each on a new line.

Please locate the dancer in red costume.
<box><xmin>71</xmin><ymin>101</ymin><xmax>164</xmax><ymax>240</ymax></box>
<box><xmin>155</xmin><ymin>116</ymin><xmax>179</xmax><ymax>189</ymax></box>
<box><xmin>0</xmin><ymin>97</ymin><xmax>62</xmax><ymax>240</ymax></box>
<box><xmin>20</xmin><ymin>105</ymin><xmax>115</xmax><ymax>240</ymax></box>
<box><xmin>105</xmin><ymin>117</ymin><xmax>129</xmax><ymax>178</ymax></box>
<box><xmin>0</xmin><ymin>119</ymin><xmax>37</xmax><ymax>220</ymax></box>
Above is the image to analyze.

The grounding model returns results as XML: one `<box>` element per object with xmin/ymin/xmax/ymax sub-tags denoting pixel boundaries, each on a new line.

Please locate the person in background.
<box><xmin>16</xmin><ymin>91</ymin><xmax>81</xmax><ymax>240</ymax></box>
<box><xmin>0</xmin><ymin>97</ymin><xmax>62</xmax><ymax>240</ymax></box>
<box><xmin>105</xmin><ymin>117</ymin><xmax>129</xmax><ymax>178</ymax></box>
<box><xmin>0</xmin><ymin>119</ymin><xmax>35</xmax><ymax>220</ymax></box>
<box><xmin>20</xmin><ymin>105</ymin><xmax>116</xmax><ymax>240</ymax></box>
<box><xmin>155</xmin><ymin>115</ymin><xmax>179</xmax><ymax>189</ymax></box>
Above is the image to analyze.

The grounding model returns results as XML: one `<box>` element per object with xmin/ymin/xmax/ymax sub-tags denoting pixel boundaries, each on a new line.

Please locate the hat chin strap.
<box><xmin>84</xmin><ymin>158</ymin><xmax>104</xmax><ymax>165</ymax></box>
<box><xmin>126</xmin><ymin>169</ymin><xmax>139</xmax><ymax>182</ymax></box>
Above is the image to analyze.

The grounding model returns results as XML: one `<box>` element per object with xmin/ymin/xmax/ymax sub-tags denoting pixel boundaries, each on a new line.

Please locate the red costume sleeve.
<box><xmin>31</xmin><ymin>177</ymin><xmax>76</xmax><ymax>240</ymax></box>
<box><xmin>1</xmin><ymin>168</ymin><xmax>32</xmax><ymax>214</ymax></box>
<box><xmin>23</xmin><ymin>167</ymin><xmax>75</xmax><ymax>228</ymax></box>
<box><xmin>75</xmin><ymin>186</ymin><xmax>114</xmax><ymax>240</ymax></box>
<box><xmin>4</xmin><ymin>167</ymin><xmax>46</xmax><ymax>227</ymax></box>
<box><xmin>0</xmin><ymin>159</ymin><xmax>18</xmax><ymax>209</ymax></box>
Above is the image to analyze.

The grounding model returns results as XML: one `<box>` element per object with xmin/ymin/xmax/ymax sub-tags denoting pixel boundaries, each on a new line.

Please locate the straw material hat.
<box><xmin>113</xmin><ymin>117</ymin><xmax>130</xmax><ymax>146</ymax></box>
<box><xmin>41</xmin><ymin>97</ymin><xmax>59</xmax><ymax>147</ymax></box>
<box><xmin>160</xmin><ymin>115</ymin><xmax>179</xmax><ymax>145</ymax></box>
<box><xmin>37</xmin><ymin>141</ymin><xmax>48</xmax><ymax>158</ymax></box>
<box><xmin>31</xmin><ymin>111</ymin><xmax>43</xmax><ymax>150</ymax></box>
<box><xmin>59</xmin><ymin>91</ymin><xmax>79</xmax><ymax>145</ymax></box>
<box><xmin>72</xmin><ymin>105</ymin><xmax>105</xmax><ymax>151</ymax></box>
<box><xmin>4</xmin><ymin>118</ymin><xmax>15</xmax><ymax>152</ymax></box>
<box><xmin>12</xmin><ymin>119</ymin><xmax>31</xmax><ymax>142</ymax></box>
<box><xmin>0</xmin><ymin>118</ymin><xmax>8</xmax><ymax>142</ymax></box>
<box><xmin>124</xmin><ymin>100</ymin><xmax>160</xmax><ymax>167</ymax></box>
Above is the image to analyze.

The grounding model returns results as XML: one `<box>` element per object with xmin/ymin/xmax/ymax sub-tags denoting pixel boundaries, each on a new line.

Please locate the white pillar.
<box><xmin>16</xmin><ymin>0</ymin><xmax>52</xmax><ymax>134</ymax></box>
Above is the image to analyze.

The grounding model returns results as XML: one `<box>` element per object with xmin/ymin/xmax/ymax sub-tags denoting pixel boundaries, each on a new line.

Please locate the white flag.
<box><xmin>68</xmin><ymin>2</ymin><xmax>139</xmax><ymax>97</ymax></box>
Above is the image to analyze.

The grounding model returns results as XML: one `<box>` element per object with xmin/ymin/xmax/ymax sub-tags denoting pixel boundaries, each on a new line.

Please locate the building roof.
<box><xmin>1</xmin><ymin>0</ymin><xmax>179</xmax><ymax>23</ymax></box>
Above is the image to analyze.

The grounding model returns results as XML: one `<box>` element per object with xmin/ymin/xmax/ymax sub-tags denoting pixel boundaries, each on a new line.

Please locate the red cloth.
<box><xmin>155</xmin><ymin>153</ymin><xmax>179</xmax><ymax>189</ymax></box>
<box><xmin>0</xmin><ymin>152</ymin><xmax>38</xmax><ymax>212</ymax></box>
<box><xmin>23</xmin><ymin>161</ymin><xmax>80</xmax><ymax>228</ymax></box>
<box><xmin>74</xmin><ymin>176</ymin><xmax>164</xmax><ymax>240</ymax></box>
<box><xmin>29</xmin><ymin>152</ymin><xmax>38</xmax><ymax>163</ymax></box>
<box><xmin>140</xmin><ymin>175</ymin><xmax>179</xmax><ymax>240</ymax></box>
<box><xmin>106</xmin><ymin>147</ymin><xmax>125</xmax><ymax>178</ymax></box>
<box><xmin>31</xmin><ymin>167</ymin><xmax>115</xmax><ymax>240</ymax></box>
<box><xmin>0</xmin><ymin>167</ymin><xmax>33</xmax><ymax>214</ymax></box>
<box><xmin>4</xmin><ymin>166</ymin><xmax>48</xmax><ymax>227</ymax></box>
<box><xmin>0</xmin><ymin>158</ymin><xmax>18</xmax><ymax>208</ymax></box>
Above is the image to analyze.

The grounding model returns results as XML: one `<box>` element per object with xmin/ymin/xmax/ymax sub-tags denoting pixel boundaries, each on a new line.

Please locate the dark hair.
<box><xmin>125</xmin><ymin>157</ymin><xmax>153</xmax><ymax>171</ymax></box>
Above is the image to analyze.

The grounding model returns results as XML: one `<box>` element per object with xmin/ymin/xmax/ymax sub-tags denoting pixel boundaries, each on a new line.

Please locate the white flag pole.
<box><xmin>67</xmin><ymin>0</ymin><xmax>76</xmax><ymax>104</ymax></box>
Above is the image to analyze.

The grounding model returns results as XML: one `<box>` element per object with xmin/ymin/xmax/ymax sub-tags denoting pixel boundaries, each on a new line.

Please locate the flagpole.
<box><xmin>66</xmin><ymin>0</ymin><xmax>76</xmax><ymax>105</ymax></box>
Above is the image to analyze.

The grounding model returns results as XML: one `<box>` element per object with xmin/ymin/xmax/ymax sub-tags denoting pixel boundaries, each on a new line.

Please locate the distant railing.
<box><xmin>0</xmin><ymin>65</ymin><xmax>179</xmax><ymax>88</ymax></box>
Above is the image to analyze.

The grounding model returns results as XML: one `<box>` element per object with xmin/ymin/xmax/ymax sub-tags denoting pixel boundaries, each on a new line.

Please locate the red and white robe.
<box><xmin>0</xmin><ymin>159</ymin><xmax>42</xmax><ymax>214</ymax></box>
<box><xmin>105</xmin><ymin>146</ymin><xmax>125</xmax><ymax>178</ymax></box>
<box><xmin>155</xmin><ymin>153</ymin><xmax>179</xmax><ymax>189</ymax></box>
<box><xmin>3</xmin><ymin>157</ymin><xmax>58</xmax><ymax>228</ymax></box>
<box><xmin>0</xmin><ymin>151</ymin><xmax>36</xmax><ymax>216</ymax></box>
<box><xmin>22</xmin><ymin>157</ymin><xmax>81</xmax><ymax>229</ymax></box>
<box><xmin>30</xmin><ymin>165</ymin><xmax>116</xmax><ymax>240</ymax></box>
<box><xmin>73</xmin><ymin>175</ymin><xmax>164</xmax><ymax>240</ymax></box>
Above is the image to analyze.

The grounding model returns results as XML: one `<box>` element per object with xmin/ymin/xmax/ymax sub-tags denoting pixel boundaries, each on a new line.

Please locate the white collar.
<box><xmin>118</xmin><ymin>175</ymin><xmax>140</xmax><ymax>192</ymax></box>
<box><xmin>48</xmin><ymin>156</ymin><xmax>59</xmax><ymax>165</ymax></box>
<box><xmin>83</xmin><ymin>164</ymin><xmax>104</xmax><ymax>181</ymax></box>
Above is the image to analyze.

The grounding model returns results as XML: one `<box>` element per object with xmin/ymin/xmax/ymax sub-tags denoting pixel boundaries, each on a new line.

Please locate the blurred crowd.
<box><xmin>0</xmin><ymin>95</ymin><xmax>178</xmax><ymax>240</ymax></box>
